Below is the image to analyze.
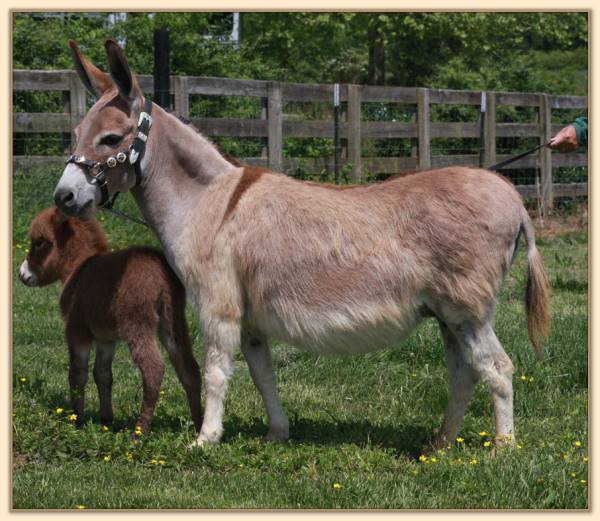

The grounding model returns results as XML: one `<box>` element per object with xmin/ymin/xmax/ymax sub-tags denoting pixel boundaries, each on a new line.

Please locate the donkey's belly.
<box><xmin>254</xmin><ymin>300</ymin><xmax>423</xmax><ymax>356</ymax></box>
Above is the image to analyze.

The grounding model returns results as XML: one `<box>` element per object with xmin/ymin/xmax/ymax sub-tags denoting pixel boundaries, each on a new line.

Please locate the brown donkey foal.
<box><xmin>19</xmin><ymin>207</ymin><xmax>202</xmax><ymax>434</ymax></box>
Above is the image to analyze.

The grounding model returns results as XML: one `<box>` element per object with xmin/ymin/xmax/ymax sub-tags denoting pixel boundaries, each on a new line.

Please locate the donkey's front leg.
<box><xmin>192</xmin><ymin>317</ymin><xmax>241</xmax><ymax>447</ymax></box>
<box><xmin>241</xmin><ymin>332</ymin><xmax>289</xmax><ymax>442</ymax></box>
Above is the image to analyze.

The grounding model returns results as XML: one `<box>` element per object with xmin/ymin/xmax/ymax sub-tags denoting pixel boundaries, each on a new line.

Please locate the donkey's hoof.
<box><xmin>262</xmin><ymin>425</ymin><xmax>290</xmax><ymax>443</ymax></box>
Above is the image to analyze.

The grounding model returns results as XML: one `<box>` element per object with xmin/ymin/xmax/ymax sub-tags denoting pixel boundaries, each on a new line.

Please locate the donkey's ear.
<box><xmin>68</xmin><ymin>40</ymin><xmax>113</xmax><ymax>97</ymax></box>
<box><xmin>105</xmin><ymin>39</ymin><xmax>143</xmax><ymax>104</ymax></box>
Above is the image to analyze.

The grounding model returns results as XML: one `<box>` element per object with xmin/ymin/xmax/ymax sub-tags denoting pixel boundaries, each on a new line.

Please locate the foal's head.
<box><xmin>54</xmin><ymin>40</ymin><xmax>146</xmax><ymax>217</ymax></box>
<box><xmin>19</xmin><ymin>208</ymin><xmax>108</xmax><ymax>287</ymax></box>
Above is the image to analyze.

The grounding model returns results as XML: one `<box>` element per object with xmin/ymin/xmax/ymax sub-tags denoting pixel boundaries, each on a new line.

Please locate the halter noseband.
<box><xmin>65</xmin><ymin>98</ymin><xmax>153</xmax><ymax>208</ymax></box>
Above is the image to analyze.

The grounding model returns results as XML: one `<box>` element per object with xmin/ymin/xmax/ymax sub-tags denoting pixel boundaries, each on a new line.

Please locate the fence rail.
<box><xmin>13</xmin><ymin>69</ymin><xmax>588</xmax><ymax>207</ymax></box>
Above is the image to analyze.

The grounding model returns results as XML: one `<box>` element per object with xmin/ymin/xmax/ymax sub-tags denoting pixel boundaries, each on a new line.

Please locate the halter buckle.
<box><xmin>137</xmin><ymin>111</ymin><xmax>152</xmax><ymax>128</ymax></box>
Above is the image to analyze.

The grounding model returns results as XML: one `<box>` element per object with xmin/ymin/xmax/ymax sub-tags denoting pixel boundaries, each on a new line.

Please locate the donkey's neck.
<box><xmin>131</xmin><ymin>105</ymin><xmax>233</xmax><ymax>270</ymax></box>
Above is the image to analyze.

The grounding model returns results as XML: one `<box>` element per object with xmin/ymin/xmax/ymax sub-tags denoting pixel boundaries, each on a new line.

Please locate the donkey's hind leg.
<box><xmin>450</xmin><ymin>321</ymin><xmax>516</xmax><ymax>447</ymax></box>
<box><xmin>127</xmin><ymin>335</ymin><xmax>165</xmax><ymax>434</ymax></box>
<box><xmin>93</xmin><ymin>340</ymin><xmax>116</xmax><ymax>426</ymax></box>
<box><xmin>429</xmin><ymin>321</ymin><xmax>478</xmax><ymax>451</ymax></box>
<box><xmin>241</xmin><ymin>331</ymin><xmax>289</xmax><ymax>442</ymax></box>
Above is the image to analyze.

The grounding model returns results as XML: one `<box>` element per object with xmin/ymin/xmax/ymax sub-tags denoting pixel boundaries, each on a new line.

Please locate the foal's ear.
<box><xmin>68</xmin><ymin>40</ymin><xmax>113</xmax><ymax>98</ymax></box>
<box><xmin>105</xmin><ymin>39</ymin><xmax>143</xmax><ymax>105</ymax></box>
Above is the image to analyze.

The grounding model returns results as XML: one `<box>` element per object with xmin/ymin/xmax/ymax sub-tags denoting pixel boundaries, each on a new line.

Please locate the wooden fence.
<box><xmin>13</xmin><ymin>69</ymin><xmax>588</xmax><ymax>207</ymax></box>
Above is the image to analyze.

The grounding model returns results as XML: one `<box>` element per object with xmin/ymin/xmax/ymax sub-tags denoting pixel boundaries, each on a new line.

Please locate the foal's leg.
<box><xmin>428</xmin><ymin>321</ymin><xmax>478</xmax><ymax>451</ymax></box>
<box><xmin>93</xmin><ymin>341</ymin><xmax>116</xmax><ymax>426</ymax></box>
<box><xmin>241</xmin><ymin>332</ymin><xmax>289</xmax><ymax>442</ymax></box>
<box><xmin>158</xmin><ymin>322</ymin><xmax>203</xmax><ymax>432</ymax></box>
<box><xmin>127</xmin><ymin>336</ymin><xmax>165</xmax><ymax>434</ymax></box>
<box><xmin>451</xmin><ymin>321</ymin><xmax>516</xmax><ymax>446</ymax></box>
<box><xmin>192</xmin><ymin>317</ymin><xmax>240</xmax><ymax>447</ymax></box>
<box><xmin>67</xmin><ymin>336</ymin><xmax>92</xmax><ymax>427</ymax></box>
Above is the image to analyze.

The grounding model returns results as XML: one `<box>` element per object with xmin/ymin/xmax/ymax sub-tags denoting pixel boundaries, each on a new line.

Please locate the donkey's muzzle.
<box><xmin>53</xmin><ymin>187</ymin><xmax>76</xmax><ymax>214</ymax></box>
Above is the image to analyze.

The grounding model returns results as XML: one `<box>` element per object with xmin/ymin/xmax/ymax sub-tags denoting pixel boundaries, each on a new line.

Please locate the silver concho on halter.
<box><xmin>106</xmin><ymin>156</ymin><xmax>117</xmax><ymax>168</ymax></box>
<box><xmin>116</xmin><ymin>152</ymin><xmax>127</xmax><ymax>163</ymax></box>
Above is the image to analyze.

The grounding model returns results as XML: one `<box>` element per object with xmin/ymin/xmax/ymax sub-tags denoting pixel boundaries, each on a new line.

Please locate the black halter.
<box><xmin>65</xmin><ymin>98</ymin><xmax>153</xmax><ymax>209</ymax></box>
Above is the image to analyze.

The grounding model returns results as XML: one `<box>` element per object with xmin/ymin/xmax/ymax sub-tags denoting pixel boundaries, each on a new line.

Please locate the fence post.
<box><xmin>172</xmin><ymin>76</ymin><xmax>189</xmax><ymax>119</ymax></box>
<box><xmin>347</xmin><ymin>84</ymin><xmax>362</xmax><ymax>182</ymax></box>
<box><xmin>261</xmin><ymin>97</ymin><xmax>268</xmax><ymax>161</ymax></box>
<box><xmin>62</xmin><ymin>90</ymin><xmax>71</xmax><ymax>154</ymax></box>
<box><xmin>69</xmin><ymin>71</ymin><xmax>86</xmax><ymax>144</ymax></box>
<box><xmin>538</xmin><ymin>94</ymin><xmax>554</xmax><ymax>212</ymax></box>
<box><xmin>417</xmin><ymin>88</ymin><xmax>431</xmax><ymax>170</ymax></box>
<box><xmin>484</xmin><ymin>91</ymin><xmax>496</xmax><ymax>167</ymax></box>
<box><xmin>267</xmin><ymin>82</ymin><xmax>283</xmax><ymax>172</ymax></box>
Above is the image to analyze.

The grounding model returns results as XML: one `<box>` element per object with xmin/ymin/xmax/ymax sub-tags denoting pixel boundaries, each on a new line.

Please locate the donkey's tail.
<box><xmin>520</xmin><ymin>207</ymin><xmax>550</xmax><ymax>359</ymax></box>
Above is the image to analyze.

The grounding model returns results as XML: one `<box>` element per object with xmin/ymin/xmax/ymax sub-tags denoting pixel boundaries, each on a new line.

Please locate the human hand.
<box><xmin>549</xmin><ymin>125</ymin><xmax>579</xmax><ymax>153</ymax></box>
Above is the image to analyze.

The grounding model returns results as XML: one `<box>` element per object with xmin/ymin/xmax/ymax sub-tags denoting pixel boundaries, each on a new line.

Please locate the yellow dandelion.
<box><xmin>68</xmin><ymin>414</ymin><xmax>78</xmax><ymax>421</ymax></box>
<box><xmin>484</xmin><ymin>441</ymin><xmax>492</xmax><ymax>447</ymax></box>
<box><xmin>419</xmin><ymin>454</ymin><xmax>428</xmax><ymax>462</ymax></box>
<box><xmin>16</xmin><ymin>244</ymin><xmax>22</xmax><ymax>249</ymax></box>
<box><xmin>160</xmin><ymin>390</ymin><xmax>165</xmax><ymax>396</ymax></box>
<box><xmin>575</xmin><ymin>441</ymin><xmax>582</xmax><ymax>447</ymax></box>
<box><xmin>150</xmin><ymin>459</ymin><xmax>158</xmax><ymax>465</ymax></box>
<box><xmin>581</xmin><ymin>480</ymin><xmax>587</xmax><ymax>486</ymax></box>
<box><xmin>332</xmin><ymin>483</ymin><xmax>343</xmax><ymax>490</ymax></box>
<box><xmin>479</xmin><ymin>431</ymin><xmax>487</xmax><ymax>437</ymax></box>
<box><xmin>103</xmin><ymin>455</ymin><xmax>111</xmax><ymax>462</ymax></box>
<box><xmin>456</xmin><ymin>437</ymin><xmax>464</xmax><ymax>443</ymax></box>
<box><xmin>430</xmin><ymin>457</ymin><xmax>437</xmax><ymax>463</ymax></box>
<box><xmin>158</xmin><ymin>460</ymin><xmax>165</xmax><ymax>465</ymax></box>
<box><xmin>55</xmin><ymin>408</ymin><xmax>64</xmax><ymax>414</ymax></box>
<box><xmin>126</xmin><ymin>453</ymin><xmax>133</xmax><ymax>461</ymax></box>
<box><xmin>19</xmin><ymin>377</ymin><xmax>27</xmax><ymax>383</ymax></box>
<box><xmin>469</xmin><ymin>459</ymin><xmax>478</xmax><ymax>465</ymax></box>
<box><xmin>529</xmin><ymin>376</ymin><xmax>534</xmax><ymax>382</ymax></box>
<box><xmin>102</xmin><ymin>425</ymin><xmax>109</xmax><ymax>431</ymax></box>
<box><xmin>134</xmin><ymin>427</ymin><xmax>142</xmax><ymax>436</ymax></box>
<box><xmin>239</xmin><ymin>463</ymin><xmax>245</xmax><ymax>469</ymax></box>
<box><xmin>517</xmin><ymin>444</ymin><xmax>523</xmax><ymax>449</ymax></box>
<box><xmin>584</xmin><ymin>456</ymin><xmax>589</xmax><ymax>463</ymax></box>
<box><xmin>520</xmin><ymin>375</ymin><xmax>527</xmax><ymax>381</ymax></box>
<box><xmin>570</xmin><ymin>472</ymin><xmax>577</xmax><ymax>478</ymax></box>
<box><xmin>76</xmin><ymin>505</ymin><xmax>86</xmax><ymax>509</ymax></box>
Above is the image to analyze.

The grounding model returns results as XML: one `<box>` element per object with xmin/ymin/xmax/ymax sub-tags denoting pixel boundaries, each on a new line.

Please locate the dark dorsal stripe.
<box><xmin>222</xmin><ymin>166</ymin><xmax>267</xmax><ymax>223</ymax></box>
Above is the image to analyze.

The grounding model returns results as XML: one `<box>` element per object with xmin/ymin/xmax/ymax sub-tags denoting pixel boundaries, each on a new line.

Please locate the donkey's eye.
<box><xmin>99</xmin><ymin>134</ymin><xmax>124</xmax><ymax>147</ymax></box>
<box><xmin>32</xmin><ymin>238</ymin><xmax>49</xmax><ymax>250</ymax></box>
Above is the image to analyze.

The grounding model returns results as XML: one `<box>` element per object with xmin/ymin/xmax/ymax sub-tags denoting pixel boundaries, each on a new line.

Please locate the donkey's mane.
<box><xmin>165</xmin><ymin>109</ymin><xmax>243</xmax><ymax>167</ymax></box>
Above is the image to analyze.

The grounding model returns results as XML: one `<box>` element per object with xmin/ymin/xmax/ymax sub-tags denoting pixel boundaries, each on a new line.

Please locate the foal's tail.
<box><xmin>520</xmin><ymin>207</ymin><xmax>550</xmax><ymax>359</ymax></box>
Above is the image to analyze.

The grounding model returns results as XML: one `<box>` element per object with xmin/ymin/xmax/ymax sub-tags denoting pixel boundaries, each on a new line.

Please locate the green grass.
<box><xmin>12</xmin><ymin>170</ymin><xmax>588</xmax><ymax>509</ymax></box>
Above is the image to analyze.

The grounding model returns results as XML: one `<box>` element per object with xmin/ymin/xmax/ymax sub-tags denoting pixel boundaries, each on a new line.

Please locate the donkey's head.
<box><xmin>19</xmin><ymin>207</ymin><xmax>109</xmax><ymax>287</ymax></box>
<box><xmin>54</xmin><ymin>40</ymin><xmax>147</xmax><ymax>217</ymax></box>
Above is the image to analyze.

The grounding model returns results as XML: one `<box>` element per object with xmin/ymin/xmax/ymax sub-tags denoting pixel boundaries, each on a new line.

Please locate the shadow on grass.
<box><xmin>223</xmin><ymin>414</ymin><xmax>433</xmax><ymax>458</ymax></box>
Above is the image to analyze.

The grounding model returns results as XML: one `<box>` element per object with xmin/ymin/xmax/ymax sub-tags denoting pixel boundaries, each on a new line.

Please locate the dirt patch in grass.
<box><xmin>12</xmin><ymin>453</ymin><xmax>28</xmax><ymax>472</ymax></box>
<box><xmin>532</xmin><ymin>203</ymin><xmax>588</xmax><ymax>238</ymax></box>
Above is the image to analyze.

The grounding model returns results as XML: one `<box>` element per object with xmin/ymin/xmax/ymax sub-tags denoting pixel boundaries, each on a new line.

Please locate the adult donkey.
<box><xmin>54</xmin><ymin>40</ymin><xmax>549</xmax><ymax>450</ymax></box>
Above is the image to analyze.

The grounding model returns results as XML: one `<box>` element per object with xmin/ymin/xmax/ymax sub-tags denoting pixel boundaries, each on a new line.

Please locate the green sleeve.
<box><xmin>572</xmin><ymin>117</ymin><xmax>587</xmax><ymax>147</ymax></box>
